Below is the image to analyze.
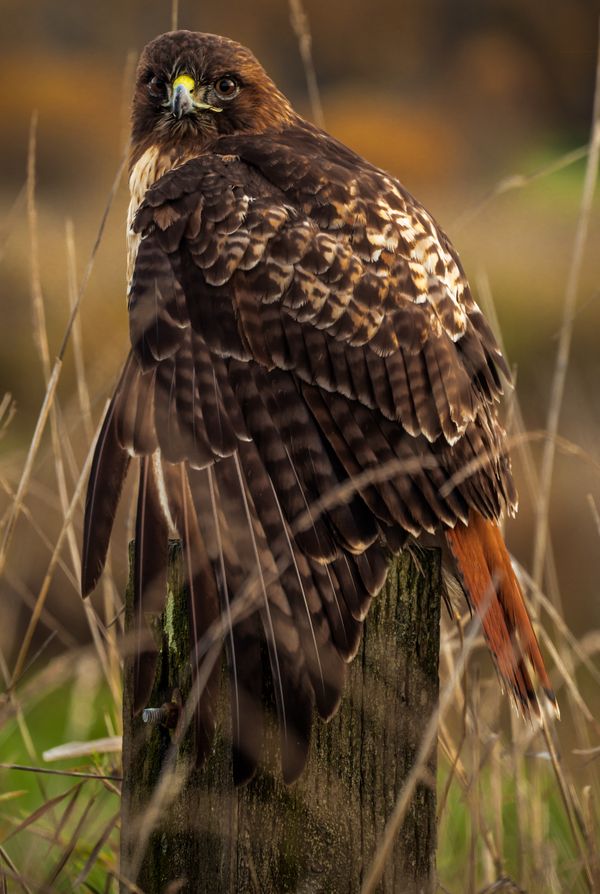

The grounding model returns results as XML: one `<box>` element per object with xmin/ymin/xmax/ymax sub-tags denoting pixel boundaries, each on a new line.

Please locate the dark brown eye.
<box><xmin>214</xmin><ymin>76</ymin><xmax>238</xmax><ymax>99</ymax></box>
<box><xmin>147</xmin><ymin>75</ymin><xmax>165</xmax><ymax>97</ymax></box>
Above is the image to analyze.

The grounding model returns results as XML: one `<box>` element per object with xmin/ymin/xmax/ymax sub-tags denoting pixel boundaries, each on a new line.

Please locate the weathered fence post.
<box><xmin>121</xmin><ymin>543</ymin><xmax>441</xmax><ymax>893</ymax></box>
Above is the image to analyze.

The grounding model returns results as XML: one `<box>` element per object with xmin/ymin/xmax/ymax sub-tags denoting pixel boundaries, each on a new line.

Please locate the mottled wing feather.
<box><xmin>132</xmin><ymin>141</ymin><xmax>507</xmax><ymax>452</ymax></box>
<box><xmin>87</xmin><ymin>124</ymin><xmax>517</xmax><ymax>780</ymax></box>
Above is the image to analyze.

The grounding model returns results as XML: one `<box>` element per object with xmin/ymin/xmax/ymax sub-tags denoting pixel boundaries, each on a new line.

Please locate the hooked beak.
<box><xmin>170</xmin><ymin>74</ymin><xmax>223</xmax><ymax>118</ymax></box>
<box><xmin>171</xmin><ymin>79</ymin><xmax>195</xmax><ymax>119</ymax></box>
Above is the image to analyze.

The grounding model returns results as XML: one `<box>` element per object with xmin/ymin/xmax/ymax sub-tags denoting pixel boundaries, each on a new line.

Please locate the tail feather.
<box><xmin>212</xmin><ymin>453</ymin><xmax>315</xmax><ymax>784</ymax></box>
<box><xmin>446</xmin><ymin>509</ymin><xmax>557</xmax><ymax>717</ymax></box>
<box><xmin>186</xmin><ymin>465</ymin><xmax>265</xmax><ymax>785</ymax></box>
<box><xmin>132</xmin><ymin>456</ymin><xmax>169</xmax><ymax>714</ymax></box>
<box><xmin>81</xmin><ymin>362</ymin><xmax>133</xmax><ymax>598</ymax></box>
<box><xmin>174</xmin><ymin>465</ymin><xmax>222</xmax><ymax>767</ymax></box>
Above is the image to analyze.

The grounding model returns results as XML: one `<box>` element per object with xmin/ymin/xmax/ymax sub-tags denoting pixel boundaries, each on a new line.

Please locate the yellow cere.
<box><xmin>172</xmin><ymin>74</ymin><xmax>195</xmax><ymax>93</ymax></box>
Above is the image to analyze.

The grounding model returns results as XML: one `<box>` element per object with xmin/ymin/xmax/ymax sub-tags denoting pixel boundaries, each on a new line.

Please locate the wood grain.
<box><xmin>121</xmin><ymin>543</ymin><xmax>441</xmax><ymax>894</ymax></box>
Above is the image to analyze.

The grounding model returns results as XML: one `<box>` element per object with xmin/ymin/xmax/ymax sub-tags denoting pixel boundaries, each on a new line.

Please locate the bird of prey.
<box><xmin>81</xmin><ymin>30</ymin><xmax>556</xmax><ymax>784</ymax></box>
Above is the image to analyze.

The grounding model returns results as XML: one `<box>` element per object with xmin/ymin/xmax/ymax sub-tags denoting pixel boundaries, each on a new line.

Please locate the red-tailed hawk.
<box><xmin>81</xmin><ymin>30</ymin><xmax>557</xmax><ymax>784</ymax></box>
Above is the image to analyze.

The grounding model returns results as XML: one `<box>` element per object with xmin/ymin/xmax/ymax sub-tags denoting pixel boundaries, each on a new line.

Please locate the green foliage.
<box><xmin>0</xmin><ymin>679</ymin><xmax>119</xmax><ymax>891</ymax></box>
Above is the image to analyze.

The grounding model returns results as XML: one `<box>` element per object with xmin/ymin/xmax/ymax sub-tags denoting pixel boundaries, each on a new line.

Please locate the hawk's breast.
<box><xmin>127</xmin><ymin>145</ymin><xmax>196</xmax><ymax>285</ymax></box>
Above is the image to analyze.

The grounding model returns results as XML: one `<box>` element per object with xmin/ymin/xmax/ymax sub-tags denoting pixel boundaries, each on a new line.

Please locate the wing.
<box><xmin>83</xmin><ymin>131</ymin><xmax>515</xmax><ymax>782</ymax></box>
<box><xmin>130</xmin><ymin>134</ymin><xmax>516</xmax><ymax>524</ymax></box>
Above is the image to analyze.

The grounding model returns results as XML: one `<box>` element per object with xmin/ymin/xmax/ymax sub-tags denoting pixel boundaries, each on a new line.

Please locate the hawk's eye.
<box><xmin>214</xmin><ymin>76</ymin><xmax>238</xmax><ymax>100</ymax></box>
<box><xmin>147</xmin><ymin>75</ymin><xmax>165</xmax><ymax>98</ymax></box>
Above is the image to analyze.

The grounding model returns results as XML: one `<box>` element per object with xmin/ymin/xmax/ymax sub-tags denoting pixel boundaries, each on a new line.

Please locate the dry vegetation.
<box><xmin>0</xmin><ymin>3</ymin><xmax>599</xmax><ymax>892</ymax></box>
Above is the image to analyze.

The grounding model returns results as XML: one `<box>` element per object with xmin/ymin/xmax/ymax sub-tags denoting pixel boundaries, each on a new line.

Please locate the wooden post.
<box><xmin>121</xmin><ymin>543</ymin><xmax>441</xmax><ymax>894</ymax></box>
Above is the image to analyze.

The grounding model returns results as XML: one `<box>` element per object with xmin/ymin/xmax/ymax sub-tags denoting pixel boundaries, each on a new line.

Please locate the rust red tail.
<box><xmin>446</xmin><ymin>509</ymin><xmax>558</xmax><ymax>718</ymax></box>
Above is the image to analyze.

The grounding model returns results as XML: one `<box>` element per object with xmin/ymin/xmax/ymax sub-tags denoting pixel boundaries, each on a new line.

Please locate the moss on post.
<box><xmin>121</xmin><ymin>544</ymin><xmax>441</xmax><ymax>893</ymax></box>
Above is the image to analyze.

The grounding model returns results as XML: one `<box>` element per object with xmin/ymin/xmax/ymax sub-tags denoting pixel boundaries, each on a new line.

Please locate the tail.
<box><xmin>80</xmin><ymin>353</ymin><xmax>386</xmax><ymax>784</ymax></box>
<box><xmin>446</xmin><ymin>509</ymin><xmax>558</xmax><ymax>719</ymax></box>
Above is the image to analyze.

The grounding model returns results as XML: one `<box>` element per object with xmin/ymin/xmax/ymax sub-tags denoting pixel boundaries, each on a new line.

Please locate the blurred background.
<box><xmin>0</xmin><ymin>1</ymin><xmax>599</xmax><ymax>890</ymax></box>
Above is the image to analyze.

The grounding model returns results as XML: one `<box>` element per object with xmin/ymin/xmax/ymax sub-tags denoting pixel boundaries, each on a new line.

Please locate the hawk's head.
<box><xmin>131</xmin><ymin>31</ymin><xmax>294</xmax><ymax>163</ymax></box>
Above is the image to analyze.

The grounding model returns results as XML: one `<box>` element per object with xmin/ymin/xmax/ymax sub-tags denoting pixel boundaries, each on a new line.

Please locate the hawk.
<box><xmin>81</xmin><ymin>30</ymin><xmax>557</xmax><ymax>784</ymax></box>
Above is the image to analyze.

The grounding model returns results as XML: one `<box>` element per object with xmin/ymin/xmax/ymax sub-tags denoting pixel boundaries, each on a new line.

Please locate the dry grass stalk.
<box><xmin>361</xmin><ymin>602</ymin><xmax>491</xmax><ymax>894</ymax></box>
<box><xmin>43</xmin><ymin>795</ymin><xmax>97</xmax><ymax>887</ymax></box>
<box><xmin>476</xmin><ymin>264</ymin><xmax>600</xmax><ymax>889</ymax></box>
<box><xmin>541</xmin><ymin>718</ymin><xmax>596</xmax><ymax>891</ymax></box>
<box><xmin>0</xmin><ymin>183</ymin><xmax>26</xmax><ymax>266</ymax></box>
<box><xmin>65</xmin><ymin>221</ymin><xmax>94</xmax><ymax>443</ymax></box>
<box><xmin>0</xmin><ymin>147</ymin><xmax>128</xmax><ymax>855</ymax></box>
<box><xmin>72</xmin><ymin>812</ymin><xmax>120</xmax><ymax>887</ymax></box>
<box><xmin>469</xmin><ymin>671</ymin><xmax>482</xmax><ymax>893</ymax></box>
<box><xmin>587</xmin><ymin>494</ymin><xmax>600</xmax><ymax>538</ymax></box>
<box><xmin>455</xmin><ymin>144</ymin><xmax>589</xmax><ymax>231</ymax></box>
<box><xmin>70</xmin><ymin>208</ymin><xmax>127</xmax><ymax>673</ymax></box>
<box><xmin>0</xmin><ymin>476</ymin><xmax>80</xmax><ymax>593</ymax></box>
<box><xmin>0</xmin><ymin>847</ymin><xmax>33</xmax><ymax>894</ymax></box>
<box><xmin>490</xmin><ymin>734</ymin><xmax>505</xmax><ymax>872</ymax></box>
<box><xmin>25</xmin><ymin>115</ymin><xmax>117</xmax><ymax>702</ymax></box>
<box><xmin>0</xmin><ymin>356</ymin><xmax>62</xmax><ymax>580</ymax></box>
<box><xmin>516</xmin><ymin>561</ymin><xmax>600</xmax><ymax>693</ymax></box>
<box><xmin>288</xmin><ymin>0</ymin><xmax>325</xmax><ymax>127</ymax></box>
<box><xmin>0</xmin><ymin>395</ymin><xmax>16</xmax><ymax>439</ymax></box>
<box><xmin>532</xmin><ymin>20</ymin><xmax>600</xmax><ymax>591</ymax></box>
<box><xmin>8</xmin><ymin>413</ymin><xmax>100</xmax><ymax>688</ymax></box>
<box><xmin>0</xmin><ymin>151</ymin><xmax>125</xmax><ymax>582</ymax></box>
